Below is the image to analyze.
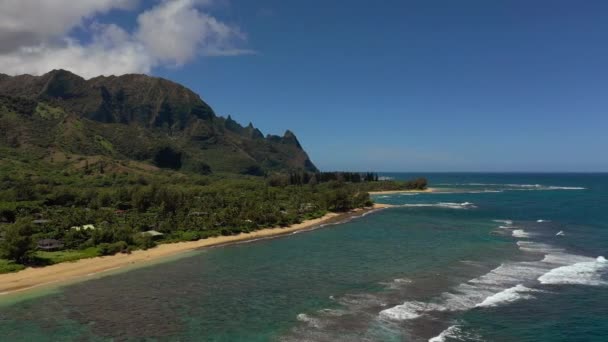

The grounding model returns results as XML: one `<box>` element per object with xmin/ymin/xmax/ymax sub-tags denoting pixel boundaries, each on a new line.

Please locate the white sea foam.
<box><xmin>516</xmin><ymin>241</ymin><xmax>563</xmax><ymax>254</ymax></box>
<box><xmin>476</xmin><ymin>284</ymin><xmax>539</xmax><ymax>308</ymax></box>
<box><xmin>538</xmin><ymin>256</ymin><xmax>607</xmax><ymax>286</ymax></box>
<box><xmin>399</xmin><ymin>202</ymin><xmax>477</xmax><ymax>210</ymax></box>
<box><xmin>507</xmin><ymin>183</ymin><xmax>541</xmax><ymax>188</ymax></box>
<box><xmin>440</xmin><ymin>183</ymin><xmax>586</xmax><ymax>191</ymax></box>
<box><xmin>296</xmin><ymin>313</ymin><xmax>322</xmax><ymax>328</ymax></box>
<box><xmin>493</xmin><ymin>219</ymin><xmax>513</xmax><ymax>225</ymax></box>
<box><xmin>381</xmin><ymin>240</ymin><xmax>607</xmax><ymax>323</ymax></box>
<box><xmin>514</xmin><ymin>185</ymin><xmax>585</xmax><ymax>191</ymax></box>
<box><xmin>380</xmin><ymin>277</ymin><xmax>413</xmax><ymax>290</ymax></box>
<box><xmin>503</xmin><ymin>183</ymin><xmax>586</xmax><ymax>190</ymax></box>
<box><xmin>380</xmin><ymin>260</ymin><xmax>551</xmax><ymax>321</ymax></box>
<box><xmin>429</xmin><ymin>325</ymin><xmax>460</xmax><ymax>342</ymax></box>
<box><xmin>537</xmin><ymin>219</ymin><xmax>549</xmax><ymax>223</ymax></box>
<box><xmin>540</xmin><ymin>253</ymin><xmax>590</xmax><ymax>265</ymax></box>
<box><xmin>393</xmin><ymin>277</ymin><xmax>412</xmax><ymax>284</ymax></box>
<box><xmin>512</xmin><ymin>229</ymin><xmax>531</xmax><ymax>238</ymax></box>
<box><xmin>428</xmin><ymin>324</ymin><xmax>483</xmax><ymax>342</ymax></box>
<box><xmin>546</xmin><ymin>186</ymin><xmax>586</xmax><ymax>190</ymax></box>
<box><xmin>379</xmin><ymin>301</ymin><xmax>427</xmax><ymax>320</ymax></box>
<box><xmin>466</xmin><ymin>183</ymin><xmax>502</xmax><ymax>186</ymax></box>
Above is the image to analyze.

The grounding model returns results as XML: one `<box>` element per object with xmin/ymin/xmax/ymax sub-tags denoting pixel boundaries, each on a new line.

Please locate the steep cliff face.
<box><xmin>0</xmin><ymin>70</ymin><xmax>317</xmax><ymax>174</ymax></box>
<box><xmin>0</xmin><ymin>69</ymin><xmax>215</xmax><ymax>127</ymax></box>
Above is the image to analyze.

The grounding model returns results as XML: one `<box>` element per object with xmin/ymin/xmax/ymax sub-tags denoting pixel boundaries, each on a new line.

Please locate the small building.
<box><xmin>70</xmin><ymin>224</ymin><xmax>96</xmax><ymax>231</ymax></box>
<box><xmin>37</xmin><ymin>239</ymin><xmax>64</xmax><ymax>251</ymax></box>
<box><xmin>141</xmin><ymin>230</ymin><xmax>164</xmax><ymax>239</ymax></box>
<box><xmin>299</xmin><ymin>203</ymin><xmax>316</xmax><ymax>213</ymax></box>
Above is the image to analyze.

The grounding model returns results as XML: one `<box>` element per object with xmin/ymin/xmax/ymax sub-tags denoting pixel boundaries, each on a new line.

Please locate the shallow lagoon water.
<box><xmin>1</xmin><ymin>173</ymin><xmax>606</xmax><ymax>341</ymax></box>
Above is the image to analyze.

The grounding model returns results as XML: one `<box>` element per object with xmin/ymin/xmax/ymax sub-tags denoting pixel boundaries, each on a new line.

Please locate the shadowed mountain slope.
<box><xmin>0</xmin><ymin>70</ymin><xmax>317</xmax><ymax>175</ymax></box>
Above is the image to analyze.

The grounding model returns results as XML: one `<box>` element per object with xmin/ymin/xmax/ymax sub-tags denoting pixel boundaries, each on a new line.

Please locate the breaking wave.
<box><xmin>291</xmin><ymin>218</ymin><xmax>603</xmax><ymax>341</ymax></box>
<box><xmin>428</xmin><ymin>325</ymin><xmax>460</xmax><ymax>342</ymax></box>
<box><xmin>493</xmin><ymin>219</ymin><xmax>513</xmax><ymax>225</ymax></box>
<box><xmin>381</xmin><ymin>240</ymin><xmax>607</xmax><ymax>323</ymax></box>
<box><xmin>498</xmin><ymin>225</ymin><xmax>518</xmax><ymax>229</ymax></box>
<box><xmin>538</xmin><ymin>256</ymin><xmax>607</xmax><ymax>286</ymax></box>
<box><xmin>379</xmin><ymin>277</ymin><xmax>413</xmax><ymax>290</ymax></box>
<box><xmin>428</xmin><ymin>325</ymin><xmax>482</xmax><ymax>342</ymax></box>
<box><xmin>398</xmin><ymin>202</ymin><xmax>477</xmax><ymax>209</ymax></box>
<box><xmin>512</xmin><ymin>229</ymin><xmax>531</xmax><ymax>238</ymax></box>
<box><xmin>438</xmin><ymin>183</ymin><xmax>586</xmax><ymax>191</ymax></box>
<box><xmin>296</xmin><ymin>313</ymin><xmax>323</xmax><ymax>328</ymax></box>
<box><xmin>475</xmin><ymin>284</ymin><xmax>540</xmax><ymax>308</ymax></box>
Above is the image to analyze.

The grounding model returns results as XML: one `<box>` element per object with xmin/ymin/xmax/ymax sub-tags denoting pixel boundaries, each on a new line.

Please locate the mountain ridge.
<box><xmin>0</xmin><ymin>70</ymin><xmax>317</xmax><ymax>175</ymax></box>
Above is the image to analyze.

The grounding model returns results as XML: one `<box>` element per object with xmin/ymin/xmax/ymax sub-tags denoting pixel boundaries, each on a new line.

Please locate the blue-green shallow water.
<box><xmin>1</xmin><ymin>173</ymin><xmax>606</xmax><ymax>341</ymax></box>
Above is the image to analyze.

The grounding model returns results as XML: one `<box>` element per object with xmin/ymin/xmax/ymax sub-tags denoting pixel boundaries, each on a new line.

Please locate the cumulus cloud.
<box><xmin>136</xmin><ymin>0</ymin><xmax>253</xmax><ymax>64</ymax></box>
<box><xmin>0</xmin><ymin>0</ymin><xmax>136</xmax><ymax>52</ymax></box>
<box><xmin>0</xmin><ymin>0</ymin><xmax>252</xmax><ymax>78</ymax></box>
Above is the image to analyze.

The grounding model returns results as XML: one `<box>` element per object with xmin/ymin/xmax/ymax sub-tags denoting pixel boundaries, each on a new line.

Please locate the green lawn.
<box><xmin>0</xmin><ymin>259</ymin><xmax>26</xmax><ymax>274</ymax></box>
<box><xmin>0</xmin><ymin>248</ymin><xmax>102</xmax><ymax>274</ymax></box>
<box><xmin>34</xmin><ymin>247</ymin><xmax>101</xmax><ymax>265</ymax></box>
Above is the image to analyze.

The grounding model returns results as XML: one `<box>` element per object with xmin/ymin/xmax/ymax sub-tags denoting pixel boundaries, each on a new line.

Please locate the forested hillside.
<box><xmin>0</xmin><ymin>70</ymin><xmax>316</xmax><ymax>175</ymax></box>
<box><xmin>0</xmin><ymin>70</ymin><xmax>426</xmax><ymax>273</ymax></box>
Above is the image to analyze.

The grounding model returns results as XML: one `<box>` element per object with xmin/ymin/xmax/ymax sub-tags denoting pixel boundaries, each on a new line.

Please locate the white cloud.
<box><xmin>0</xmin><ymin>0</ymin><xmax>252</xmax><ymax>78</ymax></box>
<box><xmin>0</xmin><ymin>23</ymin><xmax>153</xmax><ymax>78</ymax></box>
<box><xmin>136</xmin><ymin>0</ymin><xmax>252</xmax><ymax>65</ymax></box>
<box><xmin>0</xmin><ymin>0</ymin><xmax>136</xmax><ymax>52</ymax></box>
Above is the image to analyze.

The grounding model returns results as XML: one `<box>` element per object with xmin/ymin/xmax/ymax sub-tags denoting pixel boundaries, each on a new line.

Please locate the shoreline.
<box><xmin>368</xmin><ymin>187</ymin><xmax>437</xmax><ymax>195</ymax></box>
<box><xmin>0</xmin><ymin>203</ymin><xmax>392</xmax><ymax>297</ymax></box>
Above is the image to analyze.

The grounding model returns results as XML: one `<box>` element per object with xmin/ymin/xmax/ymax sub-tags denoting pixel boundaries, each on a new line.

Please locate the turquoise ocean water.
<box><xmin>0</xmin><ymin>173</ymin><xmax>606</xmax><ymax>341</ymax></box>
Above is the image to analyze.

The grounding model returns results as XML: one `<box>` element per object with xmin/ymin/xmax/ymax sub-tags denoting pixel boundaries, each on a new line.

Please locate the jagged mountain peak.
<box><xmin>0</xmin><ymin>70</ymin><xmax>318</xmax><ymax>174</ymax></box>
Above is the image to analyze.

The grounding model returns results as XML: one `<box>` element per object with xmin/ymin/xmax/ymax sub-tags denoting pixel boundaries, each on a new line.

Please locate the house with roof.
<box><xmin>70</xmin><ymin>224</ymin><xmax>96</xmax><ymax>231</ymax></box>
<box><xmin>141</xmin><ymin>230</ymin><xmax>164</xmax><ymax>239</ymax></box>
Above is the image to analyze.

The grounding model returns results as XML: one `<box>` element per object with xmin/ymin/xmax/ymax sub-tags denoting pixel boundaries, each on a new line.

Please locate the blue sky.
<box><xmin>2</xmin><ymin>0</ymin><xmax>607</xmax><ymax>171</ymax></box>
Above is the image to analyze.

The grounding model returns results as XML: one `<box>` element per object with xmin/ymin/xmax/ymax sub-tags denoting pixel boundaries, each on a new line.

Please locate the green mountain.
<box><xmin>0</xmin><ymin>70</ymin><xmax>317</xmax><ymax>175</ymax></box>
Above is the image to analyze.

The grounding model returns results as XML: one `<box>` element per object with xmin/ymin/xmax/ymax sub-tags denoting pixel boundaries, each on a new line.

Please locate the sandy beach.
<box><xmin>368</xmin><ymin>187</ymin><xmax>437</xmax><ymax>195</ymax></box>
<box><xmin>0</xmin><ymin>204</ymin><xmax>392</xmax><ymax>296</ymax></box>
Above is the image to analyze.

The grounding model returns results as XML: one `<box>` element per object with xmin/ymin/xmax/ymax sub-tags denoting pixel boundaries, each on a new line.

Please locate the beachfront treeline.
<box><xmin>0</xmin><ymin>160</ymin><xmax>426</xmax><ymax>272</ymax></box>
<box><xmin>285</xmin><ymin>172</ymin><xmax>379</xmax><ymax>185</ymax></box>
<box><xmin>274</xmin><ymin>171</ymin><xmax>427</xmax><ymax>189</ymax></box>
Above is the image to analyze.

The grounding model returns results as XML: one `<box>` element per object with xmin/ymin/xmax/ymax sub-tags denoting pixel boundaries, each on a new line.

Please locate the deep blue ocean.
<box><xmin>0</xmin><ymin>173</ymin><xmax>606</xmax><ymax>341</ymax></box>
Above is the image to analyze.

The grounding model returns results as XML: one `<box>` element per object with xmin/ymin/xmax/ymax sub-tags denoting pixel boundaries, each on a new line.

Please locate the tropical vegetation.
<box><xmin>0</xmin><ymin>70</ymin><xmax>427</xmax><ymax>273</ymax></box>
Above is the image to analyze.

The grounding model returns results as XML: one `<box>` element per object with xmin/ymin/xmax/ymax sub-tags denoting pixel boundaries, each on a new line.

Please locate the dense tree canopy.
<box><xmin>0</xmin><ymin>154</ymin><xmax>428</xmax><ymax>269</ymax></box>
<box><xmin>0</xmin><ymin>220</ymin><xmax>34</xmax><ymax>263</ymax></box>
